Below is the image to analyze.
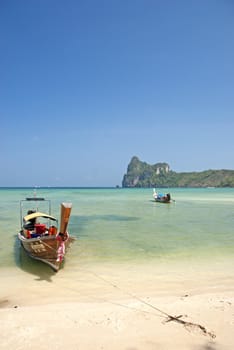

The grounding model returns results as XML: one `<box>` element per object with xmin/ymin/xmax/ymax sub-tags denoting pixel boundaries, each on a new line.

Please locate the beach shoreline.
<box><xmin>1</xmin><ymin>186</ymin><xmax>234</xmax><ymax>349</ymax></box>
<box><xmin>1</xmin><ymin>259</ymin><xmax>234</xmax><ymax>350</ymax></box>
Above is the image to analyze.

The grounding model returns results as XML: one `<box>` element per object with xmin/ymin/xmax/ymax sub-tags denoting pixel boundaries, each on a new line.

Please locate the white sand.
<box><xmin>1</xmin><ymin>260</ymin><xmax>234</xmax><ymax>350</ymax></box>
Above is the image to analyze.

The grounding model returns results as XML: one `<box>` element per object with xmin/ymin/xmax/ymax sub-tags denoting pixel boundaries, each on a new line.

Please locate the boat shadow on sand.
<box><xmin>14</xmin><ymin>237</ymin><xmax>57</xmax><ymax>282</ymax></box>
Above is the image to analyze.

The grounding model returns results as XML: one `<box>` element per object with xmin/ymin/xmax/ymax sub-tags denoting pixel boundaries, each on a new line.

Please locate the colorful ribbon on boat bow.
<box><xmin>56</xmin><ymin>233</ymin><xmax>68</xmax><ymax>262</ymax></box>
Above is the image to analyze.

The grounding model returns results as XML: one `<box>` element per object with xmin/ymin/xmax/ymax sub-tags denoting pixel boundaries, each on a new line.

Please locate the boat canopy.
<box><xmin>24</xmin><ymin>212</ymin><xmax>57</xmax><ymax>222</ymax></box>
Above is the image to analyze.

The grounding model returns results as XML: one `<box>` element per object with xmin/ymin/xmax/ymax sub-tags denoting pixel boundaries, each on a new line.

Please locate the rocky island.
<box><xmin>122</xmin><ymin>156</ymin><xmax>234</xmax><ymax>188</ymax></box>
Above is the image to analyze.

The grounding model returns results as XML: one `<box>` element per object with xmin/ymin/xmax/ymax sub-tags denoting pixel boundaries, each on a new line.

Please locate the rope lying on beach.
<box><xmin>83</xmin><ymin>269</ymin><xmax>216</xmax><ymax>340</ymax></box>
<box><xmin>164</xmin><ymin>314</ymin><xmax>216</xmax><ymax>338</ymax></box>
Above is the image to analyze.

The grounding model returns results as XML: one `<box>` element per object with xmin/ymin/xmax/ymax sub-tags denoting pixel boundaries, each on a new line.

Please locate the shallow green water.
<box><xmin>1</xmin><ymin>187</ymin><xmax>234</xmax><ymax>272</ymax></box>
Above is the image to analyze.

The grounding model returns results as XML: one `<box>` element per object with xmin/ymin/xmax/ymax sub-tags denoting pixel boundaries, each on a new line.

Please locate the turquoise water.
<box><xmin>0</xmin><ymin>187</ymin><xmax>234</xmax><ymax>271</ymax></box>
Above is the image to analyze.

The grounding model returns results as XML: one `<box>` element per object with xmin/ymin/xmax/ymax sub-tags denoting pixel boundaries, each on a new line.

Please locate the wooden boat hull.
<box><xmin>18</xmin><ymin>232</ymin><xmax>72</xmax><ymax>272</ymax></box>
<box><xmin>154</xmin><ymin>198</ymin><xmax>171</xmax><ymax>203</ymax></box>
<box><xmin>18</xmin><ymin>200</ymin><xmax>73</xmax><ymax>272</ymax></box>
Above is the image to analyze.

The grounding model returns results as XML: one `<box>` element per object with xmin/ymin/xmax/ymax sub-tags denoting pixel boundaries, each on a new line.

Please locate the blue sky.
<box><xmin>0</xmin><ymin>0</ymin><xmax>233</xmax><ymax>187</ymax></box>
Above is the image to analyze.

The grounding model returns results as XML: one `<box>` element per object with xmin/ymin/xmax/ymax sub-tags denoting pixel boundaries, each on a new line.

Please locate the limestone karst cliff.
<box><xmin>122</xmin><ymin>156</ymin><xmax>234</xmax><ymax>188</ymax></box>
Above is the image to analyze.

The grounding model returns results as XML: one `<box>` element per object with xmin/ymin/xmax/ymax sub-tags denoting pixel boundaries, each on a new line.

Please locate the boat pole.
<box><xmin>59</xmin><ymin>202</ymin><xmax>72</xmax><ymax>234</ymax></box>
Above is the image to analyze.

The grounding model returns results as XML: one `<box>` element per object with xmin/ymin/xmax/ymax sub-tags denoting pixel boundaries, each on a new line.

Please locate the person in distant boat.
<box><xmin>166</xmin><ymin>193</ymin><xmax>171</xmax><ymax>201</ymax></box>
<box><xmin>161</xmin><ymin>193</ymin><xmax>171</xmax><ymax>201</ymax></box>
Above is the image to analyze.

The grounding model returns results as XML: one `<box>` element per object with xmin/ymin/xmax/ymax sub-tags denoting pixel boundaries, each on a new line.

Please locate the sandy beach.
<box><xmin>1</xmin><ymin>260</ymin><xmax>234</xmax><ymax>350</ymax></box>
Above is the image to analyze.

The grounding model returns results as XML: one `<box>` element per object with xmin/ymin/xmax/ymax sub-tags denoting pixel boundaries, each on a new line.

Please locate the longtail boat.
<box><xmin>18</xmin><ymin>197</ymin><xmax>73</xmax><ymax>272</ymax></box>
<box><xmin>153</xmin><ymin>189</ymin><xmax>173</xmax><ymax>203</ymax></box>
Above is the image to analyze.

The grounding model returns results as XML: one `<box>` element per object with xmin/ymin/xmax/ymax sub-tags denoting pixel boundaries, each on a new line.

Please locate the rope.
<box><xmin>87</xmin><ymin>270</ymin><xmax>169</xmax><ymax>317</ymax></box>
<box><xmin>76</xmin><ymin>268</ymin><xmax>216</xmax><ymax>339</ymax></box>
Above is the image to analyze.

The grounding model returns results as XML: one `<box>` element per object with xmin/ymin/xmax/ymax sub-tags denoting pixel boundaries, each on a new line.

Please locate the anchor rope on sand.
<box><xmin>80</xmin><ymin>269</ymin><xmax>216</xmax><ymax>340</ymax></box>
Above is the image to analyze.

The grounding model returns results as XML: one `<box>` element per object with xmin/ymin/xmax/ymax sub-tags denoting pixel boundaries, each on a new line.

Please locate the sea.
<box><xmin>1</xmin><ymin>187</ymin><xmax>234</xmax><ymax>302</ymax></box>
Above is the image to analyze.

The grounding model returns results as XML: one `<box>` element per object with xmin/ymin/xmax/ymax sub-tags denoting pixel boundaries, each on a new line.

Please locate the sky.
<box><xmin>0</xmin><ymin>0</ymin><xmax>233</xmax><ymax>187</ymax></box>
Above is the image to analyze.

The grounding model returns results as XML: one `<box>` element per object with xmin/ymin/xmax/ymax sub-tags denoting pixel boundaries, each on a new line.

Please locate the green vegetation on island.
<box><xmin>122</xmin><ymin>156</ymin><xmax>234</xmax><ymax>188</ymax></box>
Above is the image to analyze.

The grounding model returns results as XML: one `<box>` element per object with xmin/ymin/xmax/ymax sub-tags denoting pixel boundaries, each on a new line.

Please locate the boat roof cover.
<box><xmin>24</xmin><ymin>212</ymin><xmax>57</xmax><ymax>222</ymax></box>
